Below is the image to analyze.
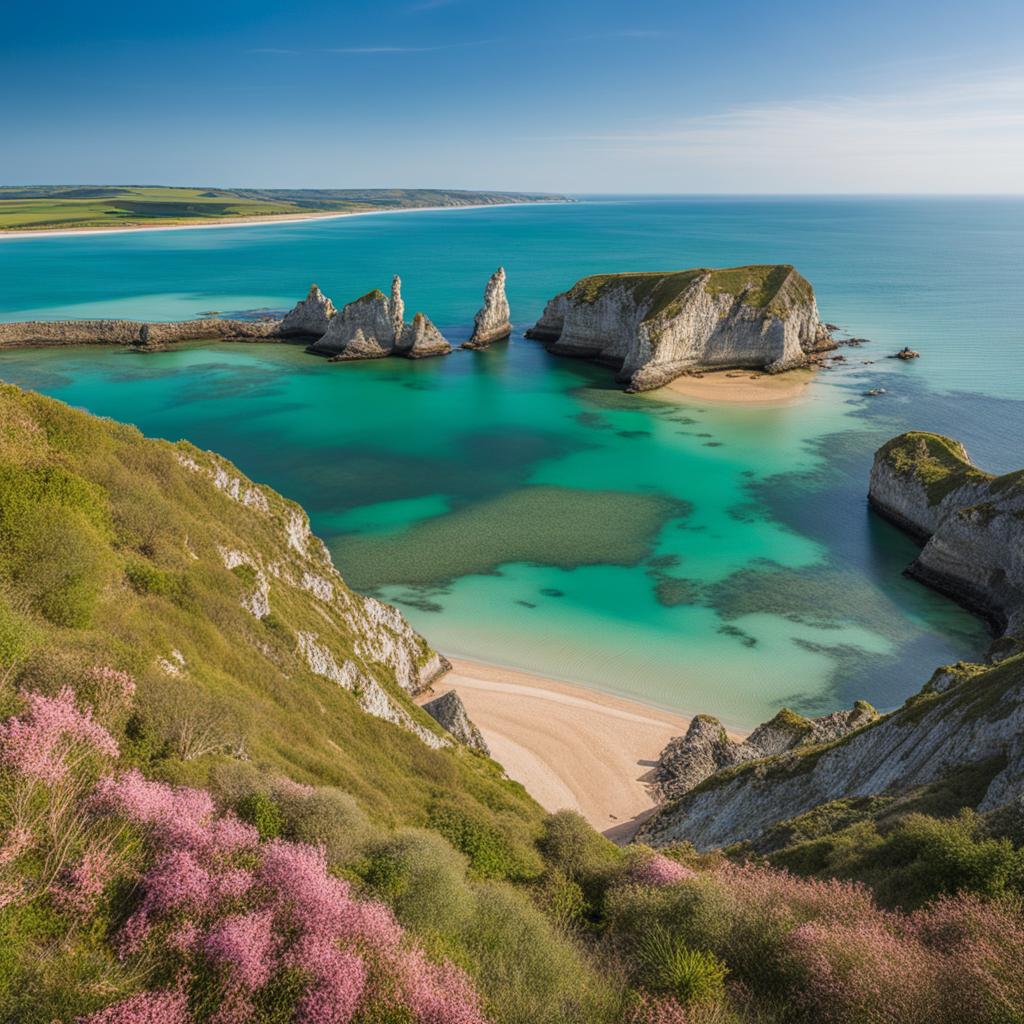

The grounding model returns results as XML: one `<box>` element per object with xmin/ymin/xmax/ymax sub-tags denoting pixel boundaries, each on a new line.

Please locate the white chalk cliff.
<box><xmin>463</xmin><ymin>267</ymin><xmax>512</xmax><ymax>349</ymax></box>
<box><xmin>526</xmin><ymin>264</ymin><xmax>833</xmax><ymax>391</ymax></box>
<box><xmin>280</xmin><ymin>284</ymin><xmax>337</xmax><ymax>337</ymax></box>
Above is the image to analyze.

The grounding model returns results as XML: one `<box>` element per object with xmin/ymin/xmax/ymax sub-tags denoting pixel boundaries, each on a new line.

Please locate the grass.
<box><xmin>0</xmin><ymin>383</ymin><xmax>545</xmax><ymax>856</ymax></box>
<box><xmin>875</xmin><ymin>431</ymin><xmax>994</xmax><ymax>507</ymax></box>
<box><xmin>564</xmin><ymin>264</ymin><xmax>814</xmax><ymax>322</ymax></box>
<box><xmin>0</xmin><ymin>186</ymin><xmax>564</xmax><ymax>231</ymax></box>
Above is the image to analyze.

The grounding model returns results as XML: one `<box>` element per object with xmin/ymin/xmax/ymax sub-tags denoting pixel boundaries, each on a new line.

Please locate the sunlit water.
<box><xmin>1</xmin><ymin>197</ymin><xmax>1022</xmax><ymax>728</ymax></box>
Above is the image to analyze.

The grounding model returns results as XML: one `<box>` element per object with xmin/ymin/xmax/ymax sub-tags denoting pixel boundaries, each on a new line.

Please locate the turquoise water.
<box><xmin>1</xmin><ymin>197</ymin><xmax>1021</xmax><ymax>728</ymax></box>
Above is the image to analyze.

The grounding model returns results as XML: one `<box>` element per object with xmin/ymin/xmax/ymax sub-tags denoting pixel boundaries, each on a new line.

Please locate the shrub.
<box><xmin>237</xmin><ymin>791</ymin><xmax>285</xmax><ymax>840</ymax></box>
<box><xmin>276</xmin><ymin>785</ymin><xmax>373</xmax><ymax>867</ymax></box>
<box><xmin>428</xmin><ymin>803</ymin><xmax>533</xmax><ymax>881</ymax></box>
<box><xmin>537</xmin><ymin>811</ymin><xmax>622</xmax><ymax>883</ymax></box>
<box><xmin>632</xmin><ymin>926</ymin><xmax>728</xmax><ymax>1006</ymax></box>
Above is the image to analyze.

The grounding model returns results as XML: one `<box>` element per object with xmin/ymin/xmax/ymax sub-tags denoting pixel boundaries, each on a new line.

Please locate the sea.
<box><xmin>1</xmin><ymin>196</ymin><xmax>1022</xmax><ymax>728</ymax></box>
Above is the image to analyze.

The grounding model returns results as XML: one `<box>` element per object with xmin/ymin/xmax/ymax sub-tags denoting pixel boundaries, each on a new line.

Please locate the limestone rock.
<box><xmin>390</xmin><ymin>275</ymin><xmax>405</xmax><ymax>343</ymax></box>
<box><xmin>311</xmin><ymin>288</ymin><xmax>398</xmax><ymax>360</ymax></box>
<box><xmin>280</xmin><ymin>284</ymin><xmax>336</xmax><ymax>337</ymax></box>
<box><xmin>0</xmin><ymin>318</ymin><xmax>283</xmax><ymax>350</ymax></box>
<box><xmin>396</xmin><ymin>313</ymin><xmax>452</xmax><ymax>359</ymax></box>
<box><xmin>655</xmin><ymin>703</ymin><xmax>877</xmax><ymax>802</ymax></box>
<box><xmin>868</xmin><ymin>432</ymin><xmax>1024</xmax><ymax>642</ymax></box>
<box><xmin>421</xmin><ymin>690</ymin><xmax>490</xmax><ymax>754</ymax></box>
<box><xmin>463</xmin><ymin>267</ymin><xmax>512</xmax><ymax>349</ymax></box>
<box><xmin>524</xmin><ymin>264</ymin><xmax>833</xmax><ymax>391</ymax></box>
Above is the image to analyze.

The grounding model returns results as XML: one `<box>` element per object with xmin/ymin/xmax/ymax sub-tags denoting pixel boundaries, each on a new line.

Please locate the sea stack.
<box><xmin>462</xmin><ymin>267</ymin><xmax>512</xmax><ymax>349</ymax></box>
<box><xmin>421</xmin><ymin>690</ymin><xmax>490</xmax><ymax>754</ymax></box>
<box><xmin>868</xmin><ymin>432</ymin><xmax>1024</xmax><ymax>647</ymax></box>
<box><xmin>396</xmin><ymin>312</ymin><xmax>452</xmax><ymax>359</ymax></box>
<box><xmin>309</xmin><ymin>287</ymin><xmax>399</xmax><ymax>359</ymax></box>
<box><xmin>280</xmin><ymin>283</ymin><xmax>336</xmax><ymax>337</ymax></box>
<box><xmin>525</xmin><ymin>264</ymin><xmax>833</xmax><ymax>391</ymax></box>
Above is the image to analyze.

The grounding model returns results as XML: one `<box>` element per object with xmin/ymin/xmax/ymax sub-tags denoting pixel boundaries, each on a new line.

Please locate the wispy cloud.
<box><xmin>562</xmin><ymin>69</ymin><xmax>1024</xmax><ymax>192</ymax></box>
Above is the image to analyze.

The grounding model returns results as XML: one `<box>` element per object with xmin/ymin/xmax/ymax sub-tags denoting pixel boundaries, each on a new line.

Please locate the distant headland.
<box><xmin>0</xmin><ymin>185</ymin><xmax>572</xmax><ymax>236</ymax></box>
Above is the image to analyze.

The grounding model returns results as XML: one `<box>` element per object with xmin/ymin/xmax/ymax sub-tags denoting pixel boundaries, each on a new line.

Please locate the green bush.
<box><xmin>277</xmin><ymin>785</ymin><xmax>373</xmax><ymax>866</ymax></box>
<box><xmin>237</xmin><ymin>791</ymin><xmax>284</xmax><ymax>840</ymax></box>
<box><xmin>428</xmin><ymin>803</ymin><xmax>535</xmax><ymax>881</ymax></box>
<box><xmin>632</xmin><ymin>925</ymin><xmax>728</xmax><ymax>1006</ymax></box>
<box><xmin>362</xmin><ymin>828</ymin><xmax>473</xmax><ymax>932</ymax></box>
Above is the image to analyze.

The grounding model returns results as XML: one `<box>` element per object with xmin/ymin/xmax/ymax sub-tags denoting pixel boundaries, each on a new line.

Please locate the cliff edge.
<box><xmin>525</xmin><ymin>264</ymin><xmax>833</xmax><ymax>391</ymax></box>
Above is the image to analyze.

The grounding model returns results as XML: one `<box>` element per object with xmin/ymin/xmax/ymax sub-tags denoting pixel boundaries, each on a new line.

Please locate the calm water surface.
<box><xmin>1</xmin><ymin>197</ymin><xmax>1021</xmax><ymax>727</ymax></box>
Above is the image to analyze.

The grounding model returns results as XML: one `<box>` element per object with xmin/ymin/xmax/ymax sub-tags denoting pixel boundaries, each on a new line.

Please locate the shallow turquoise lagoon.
<box><xmin>1</xmin><ymin>197</ymin><xmax>1021</xmax><ymax>727</ymax></box>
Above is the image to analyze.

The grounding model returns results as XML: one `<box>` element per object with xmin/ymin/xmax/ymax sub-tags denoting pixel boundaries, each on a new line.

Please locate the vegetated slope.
<box><xmin>0</xmin><ymin>186</ymin><xmax>567</xmax><ymax>231</ymax></box>
<box><xmin>2</xmin><ymin>394</ymin><xmax>1023</xmax><ymax>1024</ymax></box>
<box><xmin>0</xmin><ymin>382</ymin><xmax>540</xmax><ymax>838</ymax></box>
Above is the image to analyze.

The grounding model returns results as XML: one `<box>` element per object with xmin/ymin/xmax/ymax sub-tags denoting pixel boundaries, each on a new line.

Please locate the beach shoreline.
<box><xmin>647</xmin><ymin>366</ymin><xmax>818</xmax><ymax>406</ymax></box>
<box><xmin>419</xmin><ymin>657</ymin><xmax>747</xmax><ymax>842</ymax></box>
<box><xmin>0</xmin><ymin>200</ymin><xmax>570</xmax><ymax>242</ymax></box>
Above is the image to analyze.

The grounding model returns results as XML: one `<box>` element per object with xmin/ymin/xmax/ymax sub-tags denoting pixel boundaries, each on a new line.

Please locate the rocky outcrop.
<box><xmin>868</xmin><ymin>432</ymin><xmax>1024</xmax><ymax>645</ymax></box>
<box><xmin>637</xmin><ymin>432</ymin><xmax>1024</xmax><ymax>852</ymax></box>
<box><xmin>308</xmin><ymin>276</ymin><xmax>450</xmax><ymax>361</ymax></box>
<box><xmin>396</xmin><ymin>313</ymin><xmax>452</xmax><ymax>359</ymax></box>
<box><xmin>525</xmin><ymin>264</ymin><xmax>833</xmax><ymax>391</ymax></box>
<box><xmin>638</xmin><ymin>651</ymin><xmax>1024</xmax><ymax>851</ymax></box>
<box><xmin>655</xmin><ymin>703</ymin><xmax>878</xmax><ymax>802</ymax></box>
<box><xmin>421</xmin><ymin>690</ymin><xmax>490</xmax><ymax>754</ymax></box>
<box><xmin>0</xmin><ymin>318</ymin><xmax>283</xmax><ymax>350</ymax></box>
<box><xmin>279</xmin><ymin>284</ymin><xmax>336</xmax><ymax>337</ymax></box>
<box><xmin>462</xmin><ymin>267</ymin><xmax>512</xmax><ymax>349</ymax></box>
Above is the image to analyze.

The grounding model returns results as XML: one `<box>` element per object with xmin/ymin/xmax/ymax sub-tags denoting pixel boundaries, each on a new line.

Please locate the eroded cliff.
<box><xmin>525</xmin><ymin>264</ymin><xmax>833</xmax><ymax>391</ymax></box>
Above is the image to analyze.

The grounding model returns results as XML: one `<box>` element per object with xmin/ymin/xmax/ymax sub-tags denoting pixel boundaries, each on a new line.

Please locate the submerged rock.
<box><xmin>655</xmin><ymin>703</ymin><xmax>878</xmax><ymax>802</ymax></box>
<box><xmin>421</xmin><ymin>690</ymin><xmax>490</xmax><ymax>754</ymax></box>
<box><xmin>280</xmin><ymin>284</ymin><xmax>336</xmax><ymax>337</ymax></box>
<box><xmin>463</xmin><ymin>267</ymin><xmax>512</xmax><ymax>349</ymax></box>
<box><xmin>525</xmin><ymin>264</ymin><xmax>833</xmax><ymax>391</ymax></box>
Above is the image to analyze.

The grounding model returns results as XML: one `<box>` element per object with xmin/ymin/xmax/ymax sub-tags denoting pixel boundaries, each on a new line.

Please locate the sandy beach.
<box><xmin>420</xmin><ymin>658</ymin><xmax>746</xmax><ymax>842</ymax></box>
<box><xmin>0</xmin><ymin>200</ymin><xmax>568</xmax><ymax>241</ymax></box>
<box><xmin>651</xmin><ymin>366</ymin><xmax>818</xmax><ymax>406</ymax></box>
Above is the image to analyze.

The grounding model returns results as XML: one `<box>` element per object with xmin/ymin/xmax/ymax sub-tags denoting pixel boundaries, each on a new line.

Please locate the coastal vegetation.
<box><xmin>0</xmin><ymin>187</ymin><xmax>564</xmax><ymax>232</ymax></box>
<box><xmin>1</xmin><ymin>390</ymin><xmax>1024</xmax><ymax>1022</ymax></box>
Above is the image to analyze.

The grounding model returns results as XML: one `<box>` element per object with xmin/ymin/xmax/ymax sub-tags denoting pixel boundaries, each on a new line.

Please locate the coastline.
<box><xmin>420</xmin><ymin>657</ymin><xmax>747</xmax><ymax>842</ymax></box>
<box><xmin>648</xmin><ymin>366</ymin><xmax>818</xmax><ymax>406</ymax></box>
<box><xmin>0</xmin><ymin>200</ymin><xmax>570</xmax><ymax>242</ymax></box>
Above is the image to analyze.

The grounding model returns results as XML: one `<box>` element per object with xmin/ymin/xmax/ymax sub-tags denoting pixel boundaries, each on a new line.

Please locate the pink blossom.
<box><xmin>630</xmin><ymin>853</ymin><xmax>696</xmax><ymax>887</ymax></box>
<box><xmin>0</xmin><ymin>688</ymin><xmax>119</xmax><ymax>783</ymax></box>
<box><xmin>52</xmin><ymin>848</ymin><xmax>112</xmax><ymax>912</ymax></box>
<box><xmin>139</xmin><ymin>849</ymin><xmax>212</xmax><ymax>914</ymax></box>
<box><xmin>396</xmin><ymin>947</ymin><xmax>488</xmax><ymax>1024</ymax></box>
<box><xmin>204</xmin><ymin>910</ymin><xmax>277</xmax><ymax>989</ymax></box>
<box><xmin>290</xmin><ymin>940</ymin><xmax>366</xmax><ymax>1024</ymax></box>
<box><xmin>89</xmin><ymin>666</ymin><xmax>137</xmax><ymax>700</ymax></box>
<box><xmin>0</xmin><ymin>824</ymin><xmax>33</xmax><ymax>866</ymax></box>
<box><xmin>78</xmin><ymin>989</ymin><xmax>189</xmax><ymax>1024</ymax></box>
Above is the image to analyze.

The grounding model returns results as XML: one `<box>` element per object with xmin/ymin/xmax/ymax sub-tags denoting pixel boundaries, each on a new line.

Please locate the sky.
<box><xmin>2</xmin><ymin>0</ymin><xmax>1024</xmax><ymax>193</ymax></box>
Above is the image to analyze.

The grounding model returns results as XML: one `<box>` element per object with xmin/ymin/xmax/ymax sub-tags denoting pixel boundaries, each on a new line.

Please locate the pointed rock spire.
<box><xmin>421</xmin><ymin>690</ymin><xmax>490</xmax><ymax>754</ymax></box>
<box><xmin>397</xmin><ymin>312</ymin><xmax>452</xmax><ymax>359</ymax></box>
<box><xmin>462</xmin><ymin>267</ymin><xmax>512</xmax><ymax>349</ymax></box>
<box><xmin>280</xmin><ymin>283</ymin><xmax>336</xmax><ymax>337</ymax></box>
<box><xmin>390</xmin><ymin>275</ymin><xmax>405</xmax><ymax>343</ymax></box>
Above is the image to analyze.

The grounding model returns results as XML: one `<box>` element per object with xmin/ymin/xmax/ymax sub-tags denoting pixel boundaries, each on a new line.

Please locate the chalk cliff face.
<box><xmin>396</xmin><ymin>312</ymin><xmax>452</xmax><ymax>359</ymax></box>
<box><xmin>463</xmin><ymin>267</ymin><xmax>512</xmax><ymax>349</ymax></box>
<box><xmin>655</xmin><ymin>703</ymin><xmax>878</xmax><ymax>802</ymax></box>
<box><xmin>638</xmin><ymin>431</ymin><xmax>1024</xmax><ymax>852</ymax></box>
<box><xmin>869</xmin><ymin>432</ymin><xmax>1024</xmax><ymax>645</ymax></box>
<box><xmin>308</xmin><ymin>277</ymin><xmax>451</xmax><ymax>361</ymax></box>
<box><xmin>421</xmin><ymin>690</ymin><xmax>490</xmax><ymax>754</ymax></box>
<box><xmin>279</xmin><ymin>284</ymin><xmax>336</xmax><ymax>337</ymax></box>
<box><xmin>525</xmin><ymin>265</ymin><xmax>833</xmax><ymax>391</ymax></box>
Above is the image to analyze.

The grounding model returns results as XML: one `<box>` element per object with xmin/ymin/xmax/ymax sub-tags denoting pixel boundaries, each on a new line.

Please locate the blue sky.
<box><xmin>3</xmin><ymin>0</ymin><xmax>1023</xmax><ymax>192</ymax></box>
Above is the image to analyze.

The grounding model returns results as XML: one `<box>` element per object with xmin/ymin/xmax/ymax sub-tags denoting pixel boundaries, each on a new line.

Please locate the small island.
<box><xmin>525</xmin><ymin>264</ymin><xmax>835</xmax><ymax>392</ymax></box>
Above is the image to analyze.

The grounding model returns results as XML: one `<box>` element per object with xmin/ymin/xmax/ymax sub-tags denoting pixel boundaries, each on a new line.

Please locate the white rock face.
<box><xmin>311</xmin><ymin>287</ymin><xmax>398</xmax><ymax>359</ymax></box>
<box><xmin>463</xmin><ymin>267</ymin><xmax>512</xmax><ymax>348</ymax></box>
<box><xmin>526</xmin><ymin>265</ymin><xmax>832</xmax><ymax>391</ymax></box>
<box><xmin>396</xmin><ymin>313</ymin><xmax>452</xmax><ymax>358</ymax></box>
<box><xmin>422</xmin><ymin>690</ymin><xmax>490</xmax><ymax>754</ymax></box>
<box><xmin>280</xmin><ymin>284</ymin><xmax>337</xmax><ymax>337</ymax></box>
<box><xmin>868</xmin><ymin>433</ymin><xmax>1024</xmax><ymax>641</ymax></box>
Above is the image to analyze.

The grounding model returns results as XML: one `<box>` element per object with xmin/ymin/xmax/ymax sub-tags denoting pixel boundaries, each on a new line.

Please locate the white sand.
<box><xmin>651</xmin><ymin>366</ymin><xmax>818</xmax><ymax>406</ymax></box>
<box><xmin>420</xmin><ymin>658</ymin><xmax>746</xmax><ymax>842</ymax></box>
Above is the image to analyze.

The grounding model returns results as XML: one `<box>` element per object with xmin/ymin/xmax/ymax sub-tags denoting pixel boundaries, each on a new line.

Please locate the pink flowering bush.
<box><xmin>79</xmin><ymin>989</ymin><xmax>190</xmax><ymax>1024</ymax></box>
<box><xmin>0</xmin><ymin>686</ymin><xmax>118</xmax><ymax>783</ymax></box>
<box><xmin>630</xmin><ymin>853</ymin><xmax>697</xmax><ymax>888</ymax></box>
